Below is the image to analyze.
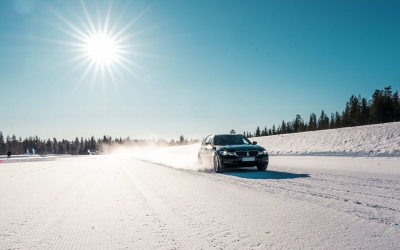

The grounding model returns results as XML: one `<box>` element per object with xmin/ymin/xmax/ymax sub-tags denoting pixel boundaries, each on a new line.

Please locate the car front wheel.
<box><xmin>213</xmin><ymin>154</ymin><xmax>222</xmax><ymax>173</ymax></box>
<box><xmin>257</xmin><ymin>163</ymin><xmax>267</xmax><ymax>171</ymax></box>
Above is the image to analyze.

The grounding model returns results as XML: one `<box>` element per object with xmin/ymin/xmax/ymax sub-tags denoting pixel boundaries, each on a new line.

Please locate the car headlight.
<box><xmin>219</xmin><ymin>151</ymin><xmax>235</xmax><ymax>156</ymax></box>
<box><xmin>259</xmin><ymin>150</ymin><xmax>267</xmax><ymax>155</ymax></box>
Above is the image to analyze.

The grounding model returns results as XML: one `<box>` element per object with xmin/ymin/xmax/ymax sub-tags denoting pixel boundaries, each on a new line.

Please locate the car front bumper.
<box><xmin>219</xmin><ymin>155</ymin><xmax>269</xmax><ymax>168</ymax></box>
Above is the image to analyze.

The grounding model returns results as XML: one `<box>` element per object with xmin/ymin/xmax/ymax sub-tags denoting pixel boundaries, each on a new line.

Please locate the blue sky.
<box><xmin>1</xmin><ymin>0</ymin><xmax>399</xmax><ymax>140</ymax></box>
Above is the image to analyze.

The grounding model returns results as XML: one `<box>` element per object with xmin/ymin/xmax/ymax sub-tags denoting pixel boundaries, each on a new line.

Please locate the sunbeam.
<box><xmin>45</xmin><ymin>0</ymin><xmax>150</xmax><ymax>90</ymax></box>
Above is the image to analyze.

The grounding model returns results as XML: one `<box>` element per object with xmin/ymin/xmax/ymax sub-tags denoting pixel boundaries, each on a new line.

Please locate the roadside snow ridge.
<box><xmin>256</xmin><ymin>122</ymin><xmax>400</xmax><ymax>157</ymax></box>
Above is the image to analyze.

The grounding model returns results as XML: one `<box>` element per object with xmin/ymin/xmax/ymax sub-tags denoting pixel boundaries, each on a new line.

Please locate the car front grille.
<box><xmin>235</xmin><ymin>151</ymin><xmax>259</xmax><ymax>157</ymax></box>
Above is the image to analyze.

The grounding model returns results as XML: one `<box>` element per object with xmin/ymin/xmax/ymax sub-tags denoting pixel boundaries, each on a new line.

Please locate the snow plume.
<box><xmin>110</xmin><ymin>143</ymin><xmax>212</xmax><ymax>171</ymax></box>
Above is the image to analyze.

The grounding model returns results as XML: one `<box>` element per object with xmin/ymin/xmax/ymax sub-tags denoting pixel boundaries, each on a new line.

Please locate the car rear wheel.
<box><xmin>213</xmin><ymin>154</ymin><xmax>222</xmax><ymax>173</ymax></box>
<box><xmin>257</xmin><ymin>163</ymin><xmax>267</xmax><ymax>171</ymax></box>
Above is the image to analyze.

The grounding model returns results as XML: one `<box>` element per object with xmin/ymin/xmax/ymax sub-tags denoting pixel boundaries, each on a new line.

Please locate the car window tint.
<box><xmin>242</xmin><ymin>138</ymin><xmax>250</xmax><ymax>144</ymax></box>
<box><xmin>213</xmin><ymin>136</ymin><xmax>224</xmax><ymax>145</ymax></box>
<box><xmin>213</xmin><ymin>135</ymin><xmax>250</xmax><ymax>145</ymax></box>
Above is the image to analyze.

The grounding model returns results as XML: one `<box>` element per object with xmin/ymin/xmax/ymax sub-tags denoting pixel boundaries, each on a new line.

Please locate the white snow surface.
<box><xmin>0</xmin><ymin>156</ymin><xmax>399</xmax><ymax>249</ymax></box>
<box><xmin>256</xmin><ymin>122</ymin><xmax>400</xmax><ymax>157</ymax></box>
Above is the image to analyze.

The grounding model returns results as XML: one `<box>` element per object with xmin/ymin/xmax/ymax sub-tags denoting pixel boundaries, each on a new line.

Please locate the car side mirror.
<box><xmin>252</xmin><ymin>141</ymin><xmax>257</xmax><ymax>145</ymax></box>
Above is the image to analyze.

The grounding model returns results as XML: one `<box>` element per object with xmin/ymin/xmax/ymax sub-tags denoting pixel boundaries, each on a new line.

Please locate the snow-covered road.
<box><xmin>1</xmin><ymin>156</ymin><xmax>399</xmax><ymax>249</ymax></box>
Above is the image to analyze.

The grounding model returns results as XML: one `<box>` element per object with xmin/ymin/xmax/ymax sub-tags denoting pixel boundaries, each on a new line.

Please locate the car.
<box><xmin>198</xmin><ymin>134</ymin><xmax>269</xmax><ymax>173</ymax></box>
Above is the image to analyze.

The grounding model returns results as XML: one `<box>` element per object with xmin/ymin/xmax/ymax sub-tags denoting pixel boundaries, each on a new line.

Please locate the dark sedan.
<box><xmin>198</xmin><ymin>134</ymin><xmax>269</xmax><ymax>173</ymax></box>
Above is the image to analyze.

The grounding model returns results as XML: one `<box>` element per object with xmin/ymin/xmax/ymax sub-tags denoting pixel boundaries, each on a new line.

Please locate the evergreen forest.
<box><xmin>0</xmin><ymin>133</ymin><xmax>198</xmax><ymax>156</ymax></box>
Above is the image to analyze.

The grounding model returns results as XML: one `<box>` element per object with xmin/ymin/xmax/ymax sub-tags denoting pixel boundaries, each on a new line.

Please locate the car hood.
<box><xmin>216</xmin><ymin>144</ymin><xmax>265</xmax><ymax>151</ymax></box>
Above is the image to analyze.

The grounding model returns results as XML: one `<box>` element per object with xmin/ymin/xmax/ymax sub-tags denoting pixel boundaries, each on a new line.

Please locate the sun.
<box><xmin>85</xmin><ymin>34</ymin><xmax>117</xmax><ymax>66</ymax></box>
<box><xmin>46</xmin><ymin>1</ymin><xmax>149</xmax><ymax>88</ymax></box>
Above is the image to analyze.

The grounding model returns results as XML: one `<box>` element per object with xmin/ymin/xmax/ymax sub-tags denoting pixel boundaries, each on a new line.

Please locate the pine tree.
<box><xmin>84</xmin><ymin>138</ymin><xmax>89</xmax><ymax>154</ymax></box>
<box><xmin>382</xmin><ymin>86</ymin><xmax>394</xmax><ymax>122</ymax></box>
<box><xmin>330</xmin><ymin>113</ymin><xmax>335</xmax><ymax>129</ymax></box>
<box><xmin>360</xmin><ymin>97</ymin><xmax>370</xmax><ymax>125</ymax></box>
<box><xmin>293</xmin><ymin>115</ymin><xmax>302</xmax><ymax>132</ymax></box>
<box><xmin>286</xmin><ymin>121</ymin><xmax>292</xmax><ymax>133</ymax></box>
<box><xmin>394</xmin><ymin>91</ymin><xmax>400</xmax><ymax>121</ymax></box>
<box><xmin>342</xmin><ymin>103</ymin><xmax>350</xmax><ymax>127</ymax></box>
<box><xmin>349</xmin><ymin>95</ymin><xmax>362</xmax><ymax>126</ymax></box>
<box><xmin>45</xmin><ymin>139</ymin><xmax>51</xmax><ymax>153</ymax></box>
<box><xmin>334</xmin><ymin>112</ymin><xmax>341</xmax><ymax>128</ymax></box>
<box><xmin>308</xmin><ymin>113</ymin><xmax>317</xmax><ymax>131</ymax></box>
<box><xmin>0</xmin><ymin>132</ymin><xmax>6</xmax><ymax>155</ymax></box>
<box><xmin>318</xmin><ymin>111</ymin><xmax>324</xmax><ymax>129</ymax></box>
<box><xmin>255</xmin><ymin>126</ymin><xmax>261</xmax><ymax>137</ymax></box>
<box><xmin>80</xmin><ymin>137</ymin><xmax>84</xmax><ymax>154</ymax></box>
<box><xmin>74</xmin><ymin>137</ymin><xmax>79</xmax><ymax>154</ymax></box>
<box><xmin>280</xmin><ymin>120</ymin><xmax>286</xmax><ymax>134</ymax></box>
<box><xmin>370</xmin><ymin>89</ymin><xmax>383</xmax><ymax>123</ymax></box>
<box><xmin>262</xmin><ymin>126</ymin><xmax>268</xmax><ymax>136</ymax></box>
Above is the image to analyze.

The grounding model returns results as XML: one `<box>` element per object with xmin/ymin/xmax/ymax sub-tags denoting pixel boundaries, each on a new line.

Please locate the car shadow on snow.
<box><xmin>222</xmin><ymin>168</ymin><xmax>310</xmax><ymax>180</ymax></box>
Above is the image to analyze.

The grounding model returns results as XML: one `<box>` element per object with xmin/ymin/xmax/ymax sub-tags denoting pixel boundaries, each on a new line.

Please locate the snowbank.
<box><xmin>255</xmin><ymin>122</ymin><xmax>400</xmax><ymax>157</ymax></box>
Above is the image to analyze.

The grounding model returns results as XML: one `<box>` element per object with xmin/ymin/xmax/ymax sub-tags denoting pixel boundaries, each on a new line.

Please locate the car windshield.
<box><xmin>213</xmin><ymin>135</ymin><xmax>251</xmax><ymax>145</ymax></box>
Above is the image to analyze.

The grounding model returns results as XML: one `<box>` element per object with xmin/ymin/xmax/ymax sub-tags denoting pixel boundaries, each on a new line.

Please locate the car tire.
<box><xmin>257</xmin><ymin>163</ymin><xmax>267</xmax><ymax>171</ymax></box>
<box><xmin>213</xmin><ymin>154</ymin><xmax>222</xmax><ymax>173</ymax></box>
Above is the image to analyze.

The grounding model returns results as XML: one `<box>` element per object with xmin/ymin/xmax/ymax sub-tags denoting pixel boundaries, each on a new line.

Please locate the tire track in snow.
<box><xmin>213</xmin><ymin>166</ymin><xmax>400</xmax><ymax>228</ymax></box>
<box><xmin>120</xmin><ymin>162</ymin><xmax>211</xmax><ymax>249</ymax></box>
<box><xmin>1</xmin><ymin>161</ymin><xmax>101</xmax><ymax>249</ymax></box>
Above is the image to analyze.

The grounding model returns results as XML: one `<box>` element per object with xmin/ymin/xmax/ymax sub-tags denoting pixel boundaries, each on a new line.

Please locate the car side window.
<box><xmin>204</xmin><ymin>135</ymin><xmax>211</xmax><ymax>145</ymax></box>
<box><xmin>202</xmin><ymin>135</ymin><xmax>209</xmax><ymax>145</ymax></box>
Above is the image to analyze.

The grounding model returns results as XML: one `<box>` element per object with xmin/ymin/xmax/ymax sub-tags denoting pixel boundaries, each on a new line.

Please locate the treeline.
<box><xmin>0</xmin><ymin>133</ymin><xmax>199</xmax><ymax>155</ymax></box>
<box><xmin>1</xmin><ymin>86</ymin><xmax>398</xmax><ymax>155</ymax></box>
<box><xmin>244</xmin><ymin>86</ymin><xmax>400</xmax><ymax>137</ymax></box>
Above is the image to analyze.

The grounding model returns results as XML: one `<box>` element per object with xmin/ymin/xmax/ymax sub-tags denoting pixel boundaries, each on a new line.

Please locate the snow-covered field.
<box><xmin>0</xmin><ymin>156</ymin><xmax>399</xmax><ymax>249</ymax></box>
<box><xmin>257</xmin><ymin>122</ymin><xmax>400</xmax><ymax>157</ymax></box>
<box><xmin>1</xmin><ymin>123</ymin><xmax>399</xmax><ymax>249</ymax></box>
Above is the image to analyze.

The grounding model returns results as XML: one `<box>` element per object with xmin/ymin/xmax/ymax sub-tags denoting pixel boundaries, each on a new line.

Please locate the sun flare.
<box><xmin>85</xmin><ymin>34</ymin><xmax>117</xmax><ymax>65</ymax></box>
<box><xmin>47</xmin><ymin>1</ymin><xmax>149</xmax><ymax>88</ymax></box>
